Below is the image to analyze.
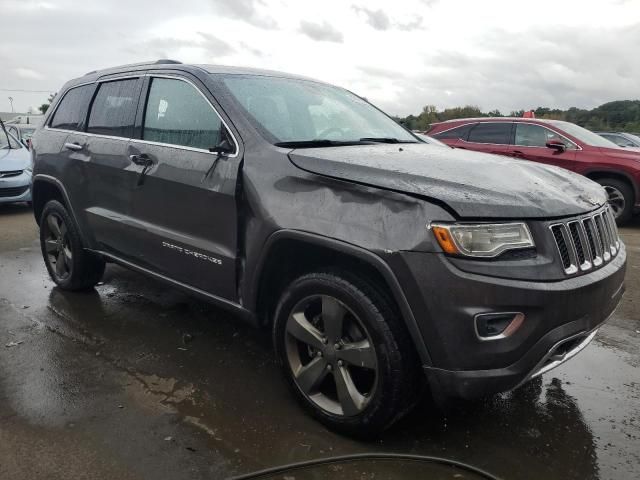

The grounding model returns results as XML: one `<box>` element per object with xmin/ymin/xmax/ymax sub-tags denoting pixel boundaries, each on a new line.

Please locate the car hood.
<box><xmin>597</xmin><ymin>146</ymin><xmax>640</xmax><ymax>158</ymax></box>
<box><xmin>0</xmin><ymin>147</ymin><xmax>31</xmax><ymax>171</ymax></box>
<box><xmin>288</xmin><ymin>143</ymin><xmax>607</xmax><ymax>218</ymax></box>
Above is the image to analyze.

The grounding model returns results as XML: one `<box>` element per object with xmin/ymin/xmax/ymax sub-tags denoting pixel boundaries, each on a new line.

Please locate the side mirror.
<box><xmin>209</xmin><ymin>131</ymin><xmax>234</xmax><ymax>156</ymax></box>
<box><xmin>546</xmin><ymin>139</ymin><xmax>566</xmax><ymax>152</ymax></box>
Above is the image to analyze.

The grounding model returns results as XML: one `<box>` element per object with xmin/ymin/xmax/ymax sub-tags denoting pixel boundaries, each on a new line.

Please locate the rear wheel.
<box><xmin>39</xmin><ymin>200</ymin><xmax>105</xmax><ymax>290</ymax></box>
<box><xmin>595</xmin><ymin>177</ymin><xmax>634</xmax><ymax>225</ymax></box>
<box><xmin>273</xmin><ymin>270</ymin><xmax>421</xmax><ymax>437</ymax></box>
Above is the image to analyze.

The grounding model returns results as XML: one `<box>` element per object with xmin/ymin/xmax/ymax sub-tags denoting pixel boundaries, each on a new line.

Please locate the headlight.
<box><xmin>431</xmin><ymin>222</ymin><xmax>534</xmax><ymax>258</ymax></box>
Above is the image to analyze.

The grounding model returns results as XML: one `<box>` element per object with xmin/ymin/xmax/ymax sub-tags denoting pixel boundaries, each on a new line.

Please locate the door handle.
<box><xmin>64</xmin><ymin>142</ymin><xmax>83</xmax><ymax>151</ymax></box>
<box><xmin>510</xmin><ymin>150</ymin><xmax>525</xmax><ymax>158</ymax></box>
<box><xmin>129</xmin><ymin>153</ymin><xmax>152</xmax><ymax>166</ymax></box>
<box><xmin>130</xmin><ymin>153</ymin><xmax>153</xmax><ymax>186</ymax></box>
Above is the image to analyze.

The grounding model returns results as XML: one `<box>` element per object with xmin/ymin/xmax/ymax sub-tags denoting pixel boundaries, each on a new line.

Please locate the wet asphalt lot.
<box><xmin>0</xmin><ymin>204</ymin><xmax>638</xmax><ymax>480</ymax></box>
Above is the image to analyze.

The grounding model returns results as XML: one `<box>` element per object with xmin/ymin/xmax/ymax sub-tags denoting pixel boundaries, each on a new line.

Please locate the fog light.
<box><xmin>474</xmin><ymin>312</ymin><xmax>524</xmax><ymax>341</ymax></box>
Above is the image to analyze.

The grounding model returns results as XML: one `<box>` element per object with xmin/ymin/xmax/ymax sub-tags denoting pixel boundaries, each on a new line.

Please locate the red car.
<box><xmin>428</xmin><ymin>117</ymin><xmax>640</xmax><ymax>224</ymax></box>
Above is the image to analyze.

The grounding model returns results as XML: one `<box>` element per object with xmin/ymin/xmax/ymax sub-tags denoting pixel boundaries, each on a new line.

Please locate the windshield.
<box><xmin>549</xmin><ymin>120</ymin><xmax>621</xmax><ymax>148</ymax></box>
<box><xmin>220</xmin><ymin>75</ymin><xmax>417</xmax><ymax>145</ymax></box>
<box><xmin>1</xmin><ymin>127</ymin><xmax>22</xmax><ymax>150</ymax></box>
<box><xmin>625</xmin><ymin>133</ymin><xmax>640</xmax><ymax>145</ymax></box>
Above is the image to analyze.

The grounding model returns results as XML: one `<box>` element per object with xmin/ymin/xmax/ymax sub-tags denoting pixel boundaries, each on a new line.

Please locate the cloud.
<box><xmin>14</xmin><ymin>68</ymin><xmax>43</xmax><ymax>80</ymax></box>
<box><xmin>397</xmin><ymin>16</ymin><xmax>424</xmax><ymax>31</ymax></box>
<box><xmin>352</xmin><ymin>5</ymin><xmax>423</xmax><ymax>32</ymax></box>
<box><xmin>299</xmin><ymin>20</ymin><xmax>344</xmax><ymax>43</ymax></box>
<box><xmin>197</xmin><ymin>32</ymin><xmax>236</xmax><ymax>56</ymax></box>
<box><xmin>0</xmin><ymin>0</ymin><xmax>638</xmax><ymax>117</ymax></box>
<box><xmin>211</xmin><ymin>0</ymin><xmax>277</xmax><ymax>29</ymax></box>
<box><xmin>352</xmin><ymin>7</ymin><xmax>391</xmax><ymax>30</ymax></box>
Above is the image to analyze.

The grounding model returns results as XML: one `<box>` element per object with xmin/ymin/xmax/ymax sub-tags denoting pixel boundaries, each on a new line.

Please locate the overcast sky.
<box><xmin>1</xmin><ymin>0</ymin><xmax>639</xmax><ymax>116</ymax></box>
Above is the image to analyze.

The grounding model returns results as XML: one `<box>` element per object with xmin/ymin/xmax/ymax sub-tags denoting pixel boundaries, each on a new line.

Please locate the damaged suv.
<box><xmin>31</xmin><ymin>61</ymin><xmax>626</xmax><ymax>436</ymax></box>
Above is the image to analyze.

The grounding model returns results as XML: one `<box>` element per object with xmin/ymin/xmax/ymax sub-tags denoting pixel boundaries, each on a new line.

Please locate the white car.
<box><xmin>0</xmin><ymin>125</ymin><xmax>32</xmax><ymax>205</ymax></box>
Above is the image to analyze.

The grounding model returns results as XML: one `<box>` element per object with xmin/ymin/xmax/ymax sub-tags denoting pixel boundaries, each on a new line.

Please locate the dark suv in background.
<box><xmin>429</xmin><ymin>118</ymin><xmax>640</xmax><ymax>224</ymax></box>
<box><xmin>31</xmin><ymin>61</ymin><xmax>626</xmax><ymax>436</ymax></box>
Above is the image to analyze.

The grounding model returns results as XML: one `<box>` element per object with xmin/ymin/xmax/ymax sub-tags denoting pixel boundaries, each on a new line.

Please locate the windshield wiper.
<box><xmin>359</xmin><ymin>137</ymin><xmax>417</xmax><ymax>144</ymax></box>
<box><xmin>0</xmin><ymin>119</ymin><xmax>12</xmax><ymax>150</ymax></box>
<box><xmin>274</xmin><ymin>139</ymin><xmax>364</xmax><ymax>148</ymax></box>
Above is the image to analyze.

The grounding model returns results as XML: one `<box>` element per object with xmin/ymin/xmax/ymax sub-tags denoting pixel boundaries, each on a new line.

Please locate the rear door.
<box><xmin>126</xmin><ymin>74</ymin><xmax>241</xmax><ymax>301</ymax></box>
<box><xmin>82</xmin><ymin>76</ymin><xmax>145</xmax><ymax>257</ymax></box>
<box><xmin>460</xmin><ymin>122</ymin><xmax>513</xmax><ymax>156</ymax></box>
<box><xmin>40</xmin><ymin>83</ymin><xmax>95</xmax><ymax>232</ymax></box>
<box><xmin>507</xmin><ymin>122</ymin><xmax>577</xmax><ymax>170</ymax></box>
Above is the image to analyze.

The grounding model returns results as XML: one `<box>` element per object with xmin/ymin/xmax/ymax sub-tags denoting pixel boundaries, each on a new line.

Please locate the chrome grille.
<box><xmin>0</xmin><ymin>170</ymin><xmax>23</xmax><ymax>178</ymax></box>
<box><xmin>550</xmin><ymin>207</ymin><xmax>620</xmax><ymax>275</ymax></box>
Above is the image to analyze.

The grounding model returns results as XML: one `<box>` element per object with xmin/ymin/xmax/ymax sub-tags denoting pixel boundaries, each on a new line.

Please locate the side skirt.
<box><xmin>93</xmin><ymin>249</ymin><xmax>257</xmax><ymax>326</ymax></box>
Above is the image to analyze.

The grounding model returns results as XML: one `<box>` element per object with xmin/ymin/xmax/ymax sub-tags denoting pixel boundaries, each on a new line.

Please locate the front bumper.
<box><xmin>0</xmin><ymin>173</ymin><xmax>32</xmax><ymax>204</ymax></box>
<box><xmin>390</xmin><ymin>243</ymin><xmax>626</xmax><ymax>399</ymax></box>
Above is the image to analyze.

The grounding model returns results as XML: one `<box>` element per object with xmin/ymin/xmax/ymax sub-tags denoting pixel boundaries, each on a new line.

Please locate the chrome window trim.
<box><xmin>139</xmin><ymin>74</ymin><xmax>239</xmax><ymax>158</ymax></box>
<box><xmin>435</xmin><ymin>120</ymin><xmax>582</xmax><ymax>150</ymax></box>
<box><xmin>46</xmin><ymin>80</ymin><xmax>95</xmax><ymax>130</ymax></box>
<box><xmin>44</xmin><ymin>73</ymin><xmax>240</xmax><ymax>158</ymax></box>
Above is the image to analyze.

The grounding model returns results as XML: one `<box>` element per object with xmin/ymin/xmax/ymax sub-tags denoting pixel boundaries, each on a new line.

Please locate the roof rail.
<box><xmin>84</xmin><ymin>59</ymin><xmax>182</xmax><ymax>76</ymax></box>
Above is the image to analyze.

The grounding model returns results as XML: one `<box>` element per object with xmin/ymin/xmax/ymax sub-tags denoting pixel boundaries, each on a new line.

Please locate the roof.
<box><xmin>435</xmin><ymin>117</ymin><xmax>564</xmax><ymax>125</ymax></box>
<box><xmin>64</xmin><ymin>59</ymin><xmax>322</xmax><ymax>90</ymax></box>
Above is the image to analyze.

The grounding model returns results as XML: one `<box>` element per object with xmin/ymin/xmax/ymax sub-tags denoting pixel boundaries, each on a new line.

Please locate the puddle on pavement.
<box><xmin>1</xmin><ymin>241</ymin><xmax>639</xmax><ymax>479</ymax></box>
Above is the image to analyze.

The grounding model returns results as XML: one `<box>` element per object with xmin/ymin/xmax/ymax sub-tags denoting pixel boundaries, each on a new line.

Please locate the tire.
<box><xmin>595</xmin><ymin>177</ymin><xmax>634</xmax><ymax>225</ymax></box>
<box><xmin>39</xmin><ymin>200</ymin><xmax>105</xmax><ymax>290</ymax></box>
<box><xmin>273</xmin><ymin>270</ymin><xmax>421</xmax><ymax>437</ymax></box>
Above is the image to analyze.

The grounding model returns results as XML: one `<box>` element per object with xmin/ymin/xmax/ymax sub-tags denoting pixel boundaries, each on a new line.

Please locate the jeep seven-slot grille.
<box><xmin>550</xmin><ymin>207</ymin><xmax>620</xmax><ymax>275</ymax></box>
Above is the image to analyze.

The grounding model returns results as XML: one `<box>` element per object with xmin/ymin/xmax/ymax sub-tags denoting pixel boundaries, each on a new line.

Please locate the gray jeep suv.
<box><xmin>31</xmin><ymin>60</ymin><xmax>626</xmax><ymax>436</ymax></box>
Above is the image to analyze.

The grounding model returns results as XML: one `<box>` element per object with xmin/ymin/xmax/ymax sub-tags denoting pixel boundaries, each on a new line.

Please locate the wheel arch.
<box><xmin>584</xmin><ymin>169</ymin><xmax>637</xmax><ymax>202</ymax></box>
<box><xmin>249</xmin><ymin>229</ymin><xmax>433</xmax><ymax>366</ymax></box>
<box><xmin>32</xmin><ymin>175</ymin><xmax>87</xmax><ymax>241</ymax></box>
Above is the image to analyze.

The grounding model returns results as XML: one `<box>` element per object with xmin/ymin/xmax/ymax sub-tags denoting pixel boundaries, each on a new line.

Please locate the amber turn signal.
<box><xmin>432</xmin><ymin>226</ymin><xmax>460</xmax><ymax>254</ymax></box>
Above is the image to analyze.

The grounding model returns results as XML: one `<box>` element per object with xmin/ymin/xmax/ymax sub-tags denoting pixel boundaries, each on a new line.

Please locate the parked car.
<box><xmin>596</xmin><ymin>131</ymin><xmax>640</xmax><ymax>150</ymax></box>
<box><xmin>429</xmin><ymin>118</ymin><xmax>640</xmax><ymax>224</ymax></box>
<box><xmin>6</xmin><ymin>124</ymin><xmax>37</xmax><ymax>148</ymax></box>
<box><xmin>5</xmin><ymin>114</ymin><xmax>44</xmax><ymax>126</ymax></box>
<box><xmin>0</xmin><ymin>122</ymin><xmax>32</xmax><ymax>205</ymax></box>
<box><xmin>30</xmin><ymin>61</ymin><xmax>626</xmax><ymax>435</ymax></box>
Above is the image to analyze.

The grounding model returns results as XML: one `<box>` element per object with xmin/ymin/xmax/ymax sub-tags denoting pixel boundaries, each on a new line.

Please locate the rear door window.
<box><xmin>433</xmin><ymin>123</ymin><xmax>473</xmax><ymax>140</ymax></box>
<box><xmin>142</xmin><ymin>77</ymin><xmax>226</xmax><ymax>151</ymax></box>
<box><xmin>87</xmin><ymin>79</ymin><xmax>140</xmax><ymax>138</ymax></box>
<box><xmin>49</xmin><ymin>85</ymin><xmax>93</xmax><ymax>131</ymax></box>
<box><xmin>467</xmin><ymin>122</ymin><xmax>512</xmax><ymax>144</ymax></box>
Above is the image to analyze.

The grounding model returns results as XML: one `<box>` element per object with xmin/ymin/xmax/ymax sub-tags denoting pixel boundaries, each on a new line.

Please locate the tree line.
<box><xmin>395</xmin><ymin>100</ymin><xmax>640</xmax><ymax>133</ymax></box>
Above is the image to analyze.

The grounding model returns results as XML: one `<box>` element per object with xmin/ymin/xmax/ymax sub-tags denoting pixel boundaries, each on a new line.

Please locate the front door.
<box><xmin>127</xmin><ymin>75</ymin><xmax>241</xmax><ymax>301</ymax></box>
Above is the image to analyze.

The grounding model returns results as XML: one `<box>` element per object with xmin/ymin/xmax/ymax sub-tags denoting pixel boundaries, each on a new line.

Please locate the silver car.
<box><xmin>0</xmin><ymin>125</ymin><xmax>32</xmax><ymax>205</ymax></box>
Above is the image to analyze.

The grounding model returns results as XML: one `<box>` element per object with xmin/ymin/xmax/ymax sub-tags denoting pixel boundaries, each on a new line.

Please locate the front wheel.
<box><xmin>39</xmin><ymin>200</ymin><xmax>105</xmax><ymax>290</ymax></box>
<box><xmin>273</xmin><ymin>271</ymin><xmax>421</xmax><ymax>437</ymax></box>
<box><xmin>596</xmin><ymin>177</ymin><xmax>634</xmax><ymax>225</ymax></box>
